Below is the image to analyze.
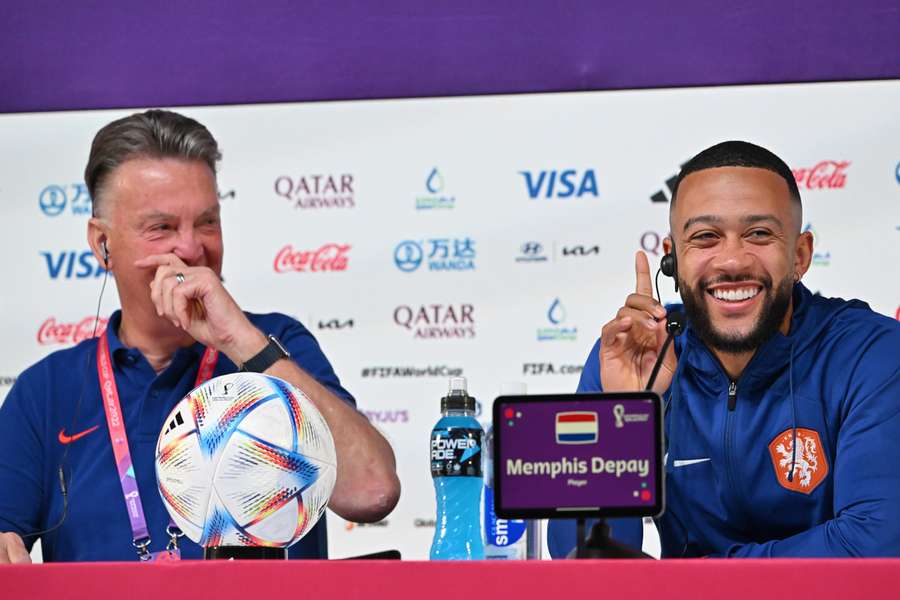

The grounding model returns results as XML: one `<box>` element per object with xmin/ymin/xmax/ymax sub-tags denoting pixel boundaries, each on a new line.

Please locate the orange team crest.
<box><xmin>768</xmin><ymin>428</ymin><xmax>829</xmax><ymax>494</ymax></box>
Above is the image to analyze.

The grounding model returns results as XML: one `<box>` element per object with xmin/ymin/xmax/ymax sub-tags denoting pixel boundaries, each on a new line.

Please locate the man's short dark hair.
<box><xmin>670</xmin><ymin>140</ymin><xmax>802</xmax><ymax>212</ymax></box>
<box><xmin>85</xmin><ymin>109</ymin><xmax>221</xmax><ymax>217</ymax></box>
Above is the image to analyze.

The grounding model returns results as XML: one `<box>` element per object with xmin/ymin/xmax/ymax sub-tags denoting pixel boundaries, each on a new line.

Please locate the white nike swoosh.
<box><xmin>672</xmin><ymin>458</ymin><xmax>711</xmax><ymax>467</ymax></box>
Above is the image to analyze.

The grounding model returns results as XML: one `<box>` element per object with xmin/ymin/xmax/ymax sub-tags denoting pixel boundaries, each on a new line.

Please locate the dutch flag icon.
<box><xmin>555</xmin><ymin>412</ymin><xmax>598</xmax><ymax>444</ymax></box>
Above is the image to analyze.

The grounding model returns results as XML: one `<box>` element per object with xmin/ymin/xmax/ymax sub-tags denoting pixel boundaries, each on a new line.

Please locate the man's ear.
<box><xmin>794</xmin><ymin>230</ymin><xmax>814</xmax><ymax>282</ymax></box>
<box><xmin>87</xmin><ymin>218</ymin><xmax>110</xmax><ymax>270</ymax></box>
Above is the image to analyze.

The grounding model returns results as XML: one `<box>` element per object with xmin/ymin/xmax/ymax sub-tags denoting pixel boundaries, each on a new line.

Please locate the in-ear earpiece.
<box><xmin>660</xmin><ymin>243</ymin><xmax>679</xmax><ymax>293</ymax></box>
<box><xmin>101</xmin><ymin>241</ymin><xmax>109</xmax><ymax>266</ymax></box>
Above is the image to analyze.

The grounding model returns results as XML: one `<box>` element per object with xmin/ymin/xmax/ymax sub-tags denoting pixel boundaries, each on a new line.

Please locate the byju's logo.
<box><xmin>520</xmin><ymin>169</ymin><xmax>599</xmax><ymax>199</ymax></box>
<box><xmin>393</xmin><ymin>304</ymin><xmax>475</xmax><ymax>339</ymax></box>
<box><xmin>416</xmin><ymin>168</ymin><xmax>456</xmax><ymax>210</ymax></box>
<box><xmin>39</xmin><ymin>184</ymin><xmax>92</xmax><ymax>217</ymax></box>
<box><xmin>361</xmin><ymin>409</ymin><xmax>409</xmax><ymax>424</ymax></box>
<box><xmin>42</xmin><ymin>250</ymin><xmax>107</xmax><ymax>279</ymax></box>
<box><xmin>537</xmin><ymin>299</ymin><xmax>577</xmax><ymax>341</ymax></box>
<box><xmin>802</xmin><ymin>223</ymin><xmax>831</xmax><ymax>266</ymax></box>
<box><xmin>274</xmin><ymin>174</ymin><xmax>355</xmax><ymax>209</ymax></box>
<box><xmin>515</xmin><ymin>241</ymin><xmax>548</xmax><ymax>263</ymax></box>
<box><xmin>393</xmin><ymin>238</ymin><xmax>475</xmax><ymax>272</ymax></box>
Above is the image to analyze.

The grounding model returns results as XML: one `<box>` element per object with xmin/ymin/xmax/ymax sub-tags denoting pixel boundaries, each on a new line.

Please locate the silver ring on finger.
<box><xmin>175</xmin><ymin>272</ymin><xmax>185</xmax><ymax>285</ymax></box>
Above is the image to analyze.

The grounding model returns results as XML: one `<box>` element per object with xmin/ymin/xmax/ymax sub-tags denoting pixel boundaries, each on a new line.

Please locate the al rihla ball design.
<box><xmin>155</xmin><ymin>372</ymin><xmax>336</xmax><ymax>548</ymax></box>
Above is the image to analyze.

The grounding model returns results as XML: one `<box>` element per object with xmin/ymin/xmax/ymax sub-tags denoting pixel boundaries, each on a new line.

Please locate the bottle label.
<box><xmin>484</xmin><ymin>485</ymin><xmax>527</xmax><ymax>547</ymax></box>
<box><xmin>431</xmin><ymin>427</ymin><xmax>482</xmax><ymax>477</ymax></box>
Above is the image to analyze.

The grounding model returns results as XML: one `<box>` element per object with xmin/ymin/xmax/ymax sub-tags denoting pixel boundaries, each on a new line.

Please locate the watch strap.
<box><xmin>241</xmin><ymin>334</ymin><xmax>290</xmax><ymax>373</ymax></box>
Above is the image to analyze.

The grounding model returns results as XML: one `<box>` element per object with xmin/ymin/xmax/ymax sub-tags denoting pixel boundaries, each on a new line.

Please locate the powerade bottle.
<box><xmin>430</xmin><ymin>377</ymin><xmax>485</xmax><ymax>560</ymax></box>
<box><xmin>484</xmin><ymin>382</ymin><xmax>528</xmax><ymax>559</ymax></box>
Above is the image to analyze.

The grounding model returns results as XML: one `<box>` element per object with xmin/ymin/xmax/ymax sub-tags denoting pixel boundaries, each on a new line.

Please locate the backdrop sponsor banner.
<box><xmin>1</xmin><ymin>80</ymin><xmax>898</xmax><ymax>560</ymax></box>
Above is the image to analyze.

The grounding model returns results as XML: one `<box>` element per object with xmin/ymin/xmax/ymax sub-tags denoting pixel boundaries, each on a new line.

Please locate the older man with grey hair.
<box><xmin>0</xmin><ymin>110</ymin><xmax>400</xmax><ymax>562</ymax></box>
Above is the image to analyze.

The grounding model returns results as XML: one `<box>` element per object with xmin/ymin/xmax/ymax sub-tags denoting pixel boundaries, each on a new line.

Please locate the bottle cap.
<box><xmin>442</xmin><ymin>377</ymin><xmax>476</xmax><ymax>412</ymax></box>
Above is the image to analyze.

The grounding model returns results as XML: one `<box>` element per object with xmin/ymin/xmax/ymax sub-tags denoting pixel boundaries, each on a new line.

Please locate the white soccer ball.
<box><xmin>155</xmin><ymin>372</ymin><xmax>336</xmax><ymax>547</ymax></box>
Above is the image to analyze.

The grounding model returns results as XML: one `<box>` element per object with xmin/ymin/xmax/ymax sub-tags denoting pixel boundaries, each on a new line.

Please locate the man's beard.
<box><xmin>679</xmin><ymin>272</ymin><xmax>793</xmax><ymax>354</ymax></box>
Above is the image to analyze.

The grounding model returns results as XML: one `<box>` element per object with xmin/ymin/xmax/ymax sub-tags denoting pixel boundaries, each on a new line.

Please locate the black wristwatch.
<box><xmin>240</xmin><ymin>334</ymin><xmax>291</xmax><ymax>373</ymax></box>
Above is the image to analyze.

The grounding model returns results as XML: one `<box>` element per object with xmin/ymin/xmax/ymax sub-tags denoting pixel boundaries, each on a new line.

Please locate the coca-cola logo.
<box><xmin>273</xmin><ymin>244</ymin><xmax>350</xmax><ymax>273</ymax></box>
<box><xmin>38</xmin><ymin>316</ymin><xmax>108</xmax><ymax>345</ymax></box>
<box><xmin>792</xmin><ymin>161</ymin><xmax>850</xmax><ymax>190</ymax></box>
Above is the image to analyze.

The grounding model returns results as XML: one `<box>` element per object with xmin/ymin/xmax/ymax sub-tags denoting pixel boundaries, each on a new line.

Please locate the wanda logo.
<box><xmin>38</xmin><ymin>316</ymin><xmax>108</xmax><ymax>345</ymax></box>
<box><xmin>274</xmin><ymin>243</ymin><xmax>350</xmax><ymax>273</ymax></box>
<box><xmin>792</xmin><ymin>161</ymin><xmax>850</xmax><ymax>190</ymax></box>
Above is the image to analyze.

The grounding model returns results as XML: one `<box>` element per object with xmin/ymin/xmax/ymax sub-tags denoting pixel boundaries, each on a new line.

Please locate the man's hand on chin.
<box><xmin>135</xmin><ymin>253</ymin><xmax>265</xmax><ymax>364</ymax></box>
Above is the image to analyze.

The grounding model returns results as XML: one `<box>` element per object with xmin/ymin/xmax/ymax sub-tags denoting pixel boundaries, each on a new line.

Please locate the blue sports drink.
<box><xmin>430</xmin><ymin>377</ymin><xmax>484</xmax><ymax>560</ymax></box>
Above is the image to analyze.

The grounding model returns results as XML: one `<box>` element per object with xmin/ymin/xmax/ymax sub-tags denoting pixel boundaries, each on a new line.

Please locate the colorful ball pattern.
<box><xmin>155</xmin><ymin>372</ymin><xmax>336</xmax><ymax>548</ymax></box>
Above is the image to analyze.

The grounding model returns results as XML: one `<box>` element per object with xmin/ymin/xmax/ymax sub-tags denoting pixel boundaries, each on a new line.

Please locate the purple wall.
<box><xmin>1</xmin><ymin>1</ymin><xmax>898</xmax><ymax>113</ymax></box>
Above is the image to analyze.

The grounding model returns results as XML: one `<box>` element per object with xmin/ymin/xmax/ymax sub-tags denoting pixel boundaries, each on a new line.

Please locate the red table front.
<box><xmin>3</xmin><ymin>559</ymin><xmax>899</xmax><ymax>599</ymax></box>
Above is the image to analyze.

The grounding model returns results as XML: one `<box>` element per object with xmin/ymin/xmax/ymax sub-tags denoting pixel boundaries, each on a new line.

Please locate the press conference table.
<box><xmin>4</xmin><ymin>559</ymin><xmax>900</xmax><ymax>599</ymax></box>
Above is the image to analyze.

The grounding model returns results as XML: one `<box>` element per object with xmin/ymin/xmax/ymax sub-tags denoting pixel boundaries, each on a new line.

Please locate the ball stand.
<box><xmin>204</xmin><ymin>546</ymin><xmax>288</xmax><ymax>560</ymax></box>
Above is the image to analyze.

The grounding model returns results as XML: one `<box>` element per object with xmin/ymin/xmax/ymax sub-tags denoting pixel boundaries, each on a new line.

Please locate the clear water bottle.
<box><xmin>484</xmin><ymin>382</ymin><xmax>528</xmax><ymax>559</ymax></box>
<box><xmin>430</xmin><ymin>377</ymin><xmax>485</xmax><ymax>560</ymax></box>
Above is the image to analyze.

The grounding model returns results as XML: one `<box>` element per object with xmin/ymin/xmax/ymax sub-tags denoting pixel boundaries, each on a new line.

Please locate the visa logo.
<box><xmin>41</xmin><ymin>250</ymin><xmax>108</xmax><ymax>279</ymax></box>
<box><xmin>520</xmin><ymin>169</ymin><xmax>599</xmax><ymax>199</ymax></box>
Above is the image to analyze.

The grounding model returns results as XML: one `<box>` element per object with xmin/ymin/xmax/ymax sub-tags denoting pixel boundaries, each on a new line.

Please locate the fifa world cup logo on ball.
<box><xmin>154</xmin><ymin>373</ymin><xmax>337</xmax><ymax>556</ymax></box>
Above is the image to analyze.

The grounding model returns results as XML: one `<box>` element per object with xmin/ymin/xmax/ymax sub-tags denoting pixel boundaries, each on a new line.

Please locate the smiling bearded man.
<box><xmin>549</xmin><ymin>141</ymin><xmax>900</xmax><ymax>558</ymax></box>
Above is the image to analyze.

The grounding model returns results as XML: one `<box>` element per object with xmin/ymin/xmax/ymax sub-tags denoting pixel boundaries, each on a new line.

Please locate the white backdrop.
<box><xmin>1</xmin><ymin>80</ymin><xmax>898</xmax><ymax>560</ymax></box>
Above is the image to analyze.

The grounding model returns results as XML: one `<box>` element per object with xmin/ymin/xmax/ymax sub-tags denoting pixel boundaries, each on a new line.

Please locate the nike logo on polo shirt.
<box><xmin>58</xmin><ymin>425</ymin><xmax>100</xmax><ymax>444</ymax></box>
<box><xmin>672</xmin><ymin>458</ymin><xmax>711</xmax><ymax>467</ymax></box>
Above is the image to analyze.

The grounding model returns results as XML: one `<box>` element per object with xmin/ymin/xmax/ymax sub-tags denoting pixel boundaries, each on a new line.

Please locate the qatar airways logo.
<box><xmin>792</xmin><ymin>161</ymin><xmax>850</xmax><ymax>190</ymax></box>
<box><xmin>273</xmin><ymin>244</ymin><xmax>350</xmax><ymax>273</ymax></box>
<box><xmin>38</xmin><ymin>316</ymin><xmax>108</xmax><ymax>345</ymax></box>
<box><xmin>393</xmin><ymin>304</ymin><xmax>475</xmax><ymax>339</ymax></box>
<box><xmin>274</xmin><ymin>174</ymin><xmax>355</xmax><ymax>209</ymax></box>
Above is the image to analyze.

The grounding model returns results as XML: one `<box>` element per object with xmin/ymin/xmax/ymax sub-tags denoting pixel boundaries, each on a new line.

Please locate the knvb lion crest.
<box><xmin>768</xmin><ymin>428</ymin><xmax>829</xmax><ymax>494</ymax></box>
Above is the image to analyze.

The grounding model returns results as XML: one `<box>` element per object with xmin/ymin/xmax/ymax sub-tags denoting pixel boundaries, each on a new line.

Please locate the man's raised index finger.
<box><xmin>635</xmin><ymin>251</ymin><xmax>654</xmax><ymax>297</ymax></box>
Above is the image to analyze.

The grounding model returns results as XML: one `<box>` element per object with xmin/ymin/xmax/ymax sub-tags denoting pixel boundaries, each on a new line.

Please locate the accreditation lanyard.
<box><xmin>97</xmin><ymin>331</ymin><xmax>218</xmax><ymax>561</ymax></box>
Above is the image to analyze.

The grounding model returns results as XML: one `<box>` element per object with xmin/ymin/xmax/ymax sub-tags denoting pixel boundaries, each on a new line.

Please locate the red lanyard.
<box><xmin>97</xmin><ymin>332</ymin><xmax>218</xmax><ymax>560</ymax></box>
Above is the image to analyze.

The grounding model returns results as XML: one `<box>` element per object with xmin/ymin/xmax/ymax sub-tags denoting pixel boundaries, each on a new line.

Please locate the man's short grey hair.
<box><xmin>85</xmin><ymin>109</ymin><xmax>222</xmax><ymax>217</ymax></box>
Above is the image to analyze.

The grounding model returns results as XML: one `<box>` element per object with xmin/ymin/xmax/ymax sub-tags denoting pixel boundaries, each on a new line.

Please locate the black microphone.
<box><xmin>645</xmin><ymin>311</ymin><xmax>684</xmax><ymax>392</ymax></box>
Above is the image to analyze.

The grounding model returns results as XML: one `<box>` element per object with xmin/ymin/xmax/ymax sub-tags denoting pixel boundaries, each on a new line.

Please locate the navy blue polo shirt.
<box><xmin>0</xmin><ymin>310</ymin><xmax>354</xmax><ymax>562</ymax></box>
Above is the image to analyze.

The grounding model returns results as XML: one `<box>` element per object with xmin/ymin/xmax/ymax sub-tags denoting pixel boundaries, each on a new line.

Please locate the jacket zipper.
<box><xmin>723</xmin><ymin>379</ymin><xmax>742</xmax><ymax>523</ymax></box>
